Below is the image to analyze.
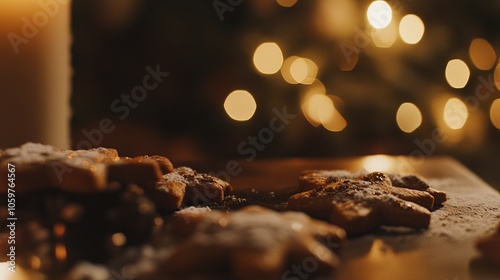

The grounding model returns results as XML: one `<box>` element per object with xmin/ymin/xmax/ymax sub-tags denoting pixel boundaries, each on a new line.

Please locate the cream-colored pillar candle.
<box><xmin>0</xmin><ymin>0</ymin><xmax>71</xmax><ymax>149</ymax></box>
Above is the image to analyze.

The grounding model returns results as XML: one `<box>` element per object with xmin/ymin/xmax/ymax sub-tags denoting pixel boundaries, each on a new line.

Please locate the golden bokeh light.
<box><xmin>494</xmin><ymin>63</ymin><xmax>500</xmax><ymax>91</ymax></box>
<box><xmin>301</xmin><ymin>79</ymin><xmax>327</xmax><ymax>97</ymax></box>
<box><xmin>399</xmin><ymin>14</ymin><xmax>425</xmax><ymax>44</ymax></box>
<box><xmin>445</xmin><ymin>59</ymin><xmax>470</xmax><ymax>89</ymax></box>
<box><xmin>281</xmin><ymin>56</ymin><xmax>299</xmax><ymax>84</ymax></box>
<box><xmin>372</xmin><ymin>21</ymin><xmax>397</xmax><ymax>48</ymax></box>
<box><xmin>301</xmin><ymin>93</ymin><xmax>347</xmax><ymax>131</ymax></box>
<box><xmin>490</xmin><ymin>99</ymin><xmax>500</xmax><ymax>129</ymax></box>
<box><xmin>367</xmin><ymin>1</ymin><xmax>392</xmax><ymax>29</ymax></box>
<box><xmin>53</xmin><ymin>223</ymin><xmax>66</xmax><ymax>237</ymax></box>
<box><xmin>301</xmin><ymin>94</ymin><xmax>332</xmax><ymax>126</ymax></box>
<box><xmin>469</xmin><ymin>38</ymin><xmax>497</xmax><ymax>70</ymax></box>
<box><xmin>224</xmin><ymin>90</ymin><xmax>257</xmax><ymax>121</ymax></box>
<box><xmin>111</xmin><ymin>232</ymin><xmax>127</xmax><ymax>246</ymax></box>
<box><xmin>443</xmin><ymin>97</ymin><xmax>468</xmax><ymax>129</ymax></box>
<box><xmin>290</xmin><ymin>57</ymin><xmax>318</xmax><ymax>84</ymax></box>
<box><xmin>290</xmin><ymin>58</ymin><xmax>308</xmax><ymax>84</ymax></box>
<box><xmin>321</xmin><ymin>102</ymin><xmax>347</xmax><ymax>132</ymax></box>
<box><xmin>276</xmin><ymin>0</ymin><xmax>298</xmax><ymax>8</ymax></box>
<box><xmin>55</xmin><ymin>243</ymin><xmax>67</xmax><ymax>261</ymax></box>
<box><xmin>253</xmin><ymin>42</ymin><xmax>283</xmax><ymax>74</ymax></box>
<box><xmin>396</xmin><ymin>103</ymin><xmax>422</xmax><ymax>133</ymax></box>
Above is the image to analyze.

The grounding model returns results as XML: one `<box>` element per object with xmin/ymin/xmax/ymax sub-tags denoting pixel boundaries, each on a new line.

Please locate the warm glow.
<box><xmin>469</xmin><ymin>38</ymin><xmax>497</xmax><ymax>70</ymax></box>
<box><xmin>301</xmin><ymin>93</ymin><xmax>347</xmax><ymax>131</ymax></box>
<box><xmin>320</xmin><ymin>100</ymin><xmax>347</xmax><ymax>132</ymax></box>
<box><xmin>224</xmin><ymin>90</ymin><xmax>257</xmax><ymax>121</ymax></box>
<box><xmin>301</xmin><ymin>94</ymin><xmax>332</xmax><ymax>127</ymax></box>
<box><xmin>490</xmin><ymin>99</ymin><xmax>500</xmax><ymax>129</ymax></box>
<box><xmin>55</xmin><ymin>243</ymin><xmax>67</xmax><ymax>261</ymax></box>
<box><xmin>367</xmin><ymin>1</ymin><xmax>392</xmax><ymax>29</ymax></box>
<box><xmin>315</xmin><ymin>0</ymin><xmax>358</xmax><ymax>38</ymax></box>
<box><xmin>396</xmin><ymin>103</ymin><xmax>422</xmax><ymax>133</ymax></box>
<box><xmin>445</xmin><ymin>59</ymin><xmax>470</xmax><ymax>89</ymax></box>
<box><xmin>290</xmin><ymin>57</ymin><xmax>318</xmax><ymax>84</ymax></box>
<box><xmin>53</xmin><ymin>223</ymin><xmax>66</xmax><ymax>237</ymax></box>
<box><xmin>276</xmin><ymin>0</ymin><xmax>298</xmax><ymax>8</ymax></box>
<box><xmin>362</xmin><ymin>155</ymin><xmax>394</xmax><ymax>172</ymax></box>
<box><xmin>290</xmin><ymin>58</ymin><xmax>308</xmax><ymax>83</ymax></box>
<box><xmin>372</xmin><ymin>21</ymin><xmax>397</xmax><ymax>48</ymax></box>
<box><xmin>444</xmin><ymin>98</ymin><xmax>468</xmax><ymax>129</ymax></box>
<box><xmin>111</xmin><ymin>232</ymin><xmax>127</xmax><ymax>246</ymax></box>
<box><xmin>494</xmin><ymin>63</ymin><xmax>500</xmax><ymax>91</ymax></box>
<box><xmin>253</xmin><ymin>42</ymin><xmax>283</xmax><ymax>74</ymax></box>
<box><xmin>399</xmin><ymin>14</ymin><xmax>425</xmax><ymax>44</ymax></box>
<box><xmin>281</xmin><ymin>56</ymin><xmax>299</xmax><ymax>84</ymax></box>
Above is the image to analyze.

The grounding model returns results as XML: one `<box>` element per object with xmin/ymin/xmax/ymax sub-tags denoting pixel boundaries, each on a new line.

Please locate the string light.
<box><xmin>469</xmin><ymin>38</ymin><xmax>497</xmax><ymax>70</ymax></box>
<box><xmin>396</xmin><ymin>103</ymin><xmax>422</xmax><ymax>133</ymax></box>
<box><xmin>445</xmin><ymin>59</ymin><xmax>470</xmax><ymax>89</ymax></box>
<box><xmin>490</xmin><ymin>99</ymin><xmax>500</xmax><ymax>129</ymax></box>
<box><xmin>367</xmin><ymin>1</ymin><xmax>393</xmax><ymax>29</ymax></box>
<box><xmin>253</xmin><ymin>42</ymin><xmax>283</xmax><ymax>75</ymax></box>
<box><xmin>399</xmin><ymin>14</ymin><xmax>425</xmax><ymax>44</ymax></box>
<box><xmin>224</xmin><ymin>90</ymin><xmax>257</xmax><ymax>121</ymax></box>
<box><xmin>443</xmin><ymin>98</ymin><xmax>468</xmax><ymax>129</ymax></box>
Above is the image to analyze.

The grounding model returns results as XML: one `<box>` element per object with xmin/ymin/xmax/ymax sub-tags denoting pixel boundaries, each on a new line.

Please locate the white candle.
<box><xmin>0</xmin><ymin>0</ymin><xmax>71</xmax><ymax>149</ymax></box>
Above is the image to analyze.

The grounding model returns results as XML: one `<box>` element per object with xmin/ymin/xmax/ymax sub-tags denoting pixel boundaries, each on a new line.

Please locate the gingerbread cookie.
<box><xmin>299</xmin><ymin>170</ymin><xmax>446</xmax><ymax>209</ymax></box>
<box><xmin>0</xmin><ymin>143</ymin><xmax>171</xmax><ymax>193</ymax></box>
<box><xmin>476</xmin><ymin>222</ymin><xmax>500</xmax><ymax>264</ymax></box>
<box><xmin>288</xmin><ymin>172</ymin><xmax>432</xmax><ymax>235</ymax></box>
<box><xmin>147</xmin><ymin>167</ymin><xmax>233</xmax><ymax>211</ymax></box>
<box><xmin>165</xmin><ymin>206</ymin><xmax>346</xmax><ymax>280</ymax></box>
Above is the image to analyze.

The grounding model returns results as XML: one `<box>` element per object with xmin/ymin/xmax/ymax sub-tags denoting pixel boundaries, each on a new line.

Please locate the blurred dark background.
<box><xmin>70</xmin><ymin>0</ymin><xmax>500</xmax><ymax>189</ymax></box>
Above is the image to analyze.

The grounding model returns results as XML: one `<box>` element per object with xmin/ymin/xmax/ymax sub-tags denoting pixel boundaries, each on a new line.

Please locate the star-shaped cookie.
<box><xmin>298</xmin><ymin>170</ymin><xmax>446</xmax><ymax>209</ymax></box>
<box><xmin>288</xmin><ymin>172</ymin><xmax>433</xmax><ymax>235</ymax></box>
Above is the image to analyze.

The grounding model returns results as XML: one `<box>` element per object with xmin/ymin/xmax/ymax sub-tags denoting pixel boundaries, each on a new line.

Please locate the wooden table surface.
<box><xmin>185</xmin><ymin>155</ymin><xmax>500</xmax><ymax>280</ymax></box>
<box><xmin>2</xmin><ymin>156</ymin><xmax>499</xmax><ymax>280</ymax></box>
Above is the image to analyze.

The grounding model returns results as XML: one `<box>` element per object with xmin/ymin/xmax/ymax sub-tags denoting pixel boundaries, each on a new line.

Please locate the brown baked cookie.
<box><xmin>288</xmin><ymin>173</ymin><xmax>432</xmax><ymax>236</ymax></box>
<box><xmin>165</xmin><ymin>206</ymin><xmax>346</xmax><ymax>280</ymax></box>
<box><xmin>0</xmin><ymin>143</ymin><xmax>166</xmax><ymax>193</ymax></box>
<box><xmin>147</xmin><ymin>167</ymin><xmax>233</xmax><ymax>211</ymax></box>
<box><xmin>476</xmin><ymin>222</ymin><xmax>500</xmax><ymax>264</ymax></box>
<box><xmin>299</xmin><ymin>170</ymin><xmax>446</xmax><ymax>209</ymax></box>
<box><xmin>388</xmin><ymin>174</ymin><xmax>447</xmax><ymax>206</ymax></box>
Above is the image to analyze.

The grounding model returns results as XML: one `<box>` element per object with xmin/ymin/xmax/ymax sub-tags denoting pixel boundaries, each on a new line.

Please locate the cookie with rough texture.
<box><xmin>476</xmin><ymin>222</ymin><xmax>500</xmax><ymax>264</ymax></box>
<box><xmin>388</xmin><ymin>173</ymin><xmax>447</xmax><ymax>206</ymax></box>
<box><xmin>299</xmin><ymin>170</ymin><xmax>446</xmax><ymax>209</ymax></box>
<box><xmin>0</xmin><ymin>143</ymin><xmax>166</xmax><ymax>193</ymax></box>
<box><xmin>288</xmin><ymin>172</ymin><xmax>432</xmax><ymax>235</ymax></box>
<box><xmin>147</xmin><ymin>167</ymin><xmax>233</xmax><ymax>211</ymax></box>
<box><xmin>165</xmin><ymin>206</ymin><xmax>346</xmax><ymax>280</ymax></box>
